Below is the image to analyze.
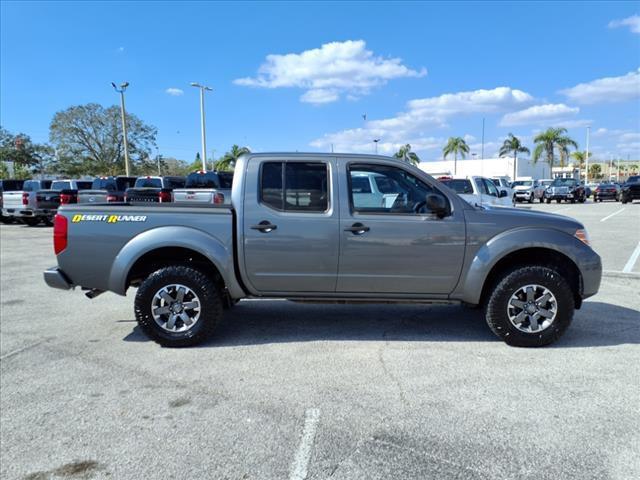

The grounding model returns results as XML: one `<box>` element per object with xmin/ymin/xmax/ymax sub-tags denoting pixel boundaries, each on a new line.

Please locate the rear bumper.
<box><xmin>43</xmin><ymin>267</ymin><xmax>73</xmax><ymax>290</ymax></box>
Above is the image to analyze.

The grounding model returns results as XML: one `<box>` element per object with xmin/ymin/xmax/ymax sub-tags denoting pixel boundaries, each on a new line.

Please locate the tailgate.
<box><xmin>78</xmin><ymin>190</ymin><xmax>109</xmax><ymax>203</ymax></box>
<box><xmin>126</xmin><ymin>188</ymin><xmax>160</xmax><ymax>202</ymax></box>
<box><xmin>36</xmin><ymin>190</ymin><xmax>62</xmax><ymax>209</ymax></box>
<box><xmin>173</xmin><ymin>189</ymin><xmax>214</xmax><ymax>203</ymax></box>
<box><xmin>2</xmin><ymin>191</ymin><xmax>24</xmax><ymax>210</ymax></box>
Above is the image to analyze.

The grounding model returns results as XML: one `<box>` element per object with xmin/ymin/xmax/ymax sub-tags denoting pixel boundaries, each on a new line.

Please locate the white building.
<box><xmin>418</xmin><ymin>157</ymin><xmax>549</xmax><ymax>181</ymax></box>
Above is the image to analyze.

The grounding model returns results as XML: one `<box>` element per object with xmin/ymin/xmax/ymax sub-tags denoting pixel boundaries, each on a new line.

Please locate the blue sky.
<box><xmin>1</xmin><ymin>1</ymin><xmax>639</xmax><ymax>162</ymax></box>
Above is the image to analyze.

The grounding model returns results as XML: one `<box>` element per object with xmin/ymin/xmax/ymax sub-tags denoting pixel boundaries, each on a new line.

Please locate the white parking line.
<box><xmin>0</xmin><ymin>340</ymin><xmax>45</xmax><ymax>361</ymax></box>
<box><xmin>289</xmin><ymin>408</ymin><xmax>321</xmax><ymax>480</ymax></box>
<box><xmin>600</xmin><ymin>207</ymin><xmax>626</xmax><ymax>222</ymax></box>
<box><xmin>622</xmin><ymin>242</ymin><xmax>640</xmax><ymax>274</ymax></box>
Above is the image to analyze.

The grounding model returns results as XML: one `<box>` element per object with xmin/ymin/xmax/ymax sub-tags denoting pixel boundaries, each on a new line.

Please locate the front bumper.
<box><xmin>545</xmin><ymin>193</ymin><xmax>574</xmax><ymax>200</ymax></box>
<box><xmin>580</xmin><ymin>249</ymin><xmax>602</xmax><ymax>301</ymax></box>
<box><xmin>514</xmin><ymin>191</ymin><xmax>533</xmax><ymax>200</ymax></box>
<box><xmin>43</xmin><ymin>267</ymin><xmax>73</xmax><ymax>290</ymax></box>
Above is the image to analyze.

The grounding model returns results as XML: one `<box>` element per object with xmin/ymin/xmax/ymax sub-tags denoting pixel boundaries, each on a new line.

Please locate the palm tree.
<box><xmin>215</xmin><ymin>145</ymin><xmax>250</xmax><ymax>171</ymax></box>
<box><xmin>393</xmin><ymin>144</ymin><xmax>420</xmax><ymax>166</ymax></box>
<box><xmin>532</xmin><ymin>127</ymin><xmax>578</xmax><ymax>177</ymax></box>
<box><xmin>498</xmin><ymin>133</ymin><xmax>530</xmax><ymax>181</ymax></box>
<box><xmin>442</xmin><ymin>137</ymin><xmax>470</xmax><ymax>175</ymax></box>
<box><xmin>571</xmin><ymin>150</ymin><xmax>591</xmax><ymax>181</ymax></box>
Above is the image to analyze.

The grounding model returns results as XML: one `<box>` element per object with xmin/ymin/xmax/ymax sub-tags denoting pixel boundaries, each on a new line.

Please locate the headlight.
<box><xmin>574</xmin><ymin>229</ymin><xmax>590</xmax><ymax>247</ymax></box>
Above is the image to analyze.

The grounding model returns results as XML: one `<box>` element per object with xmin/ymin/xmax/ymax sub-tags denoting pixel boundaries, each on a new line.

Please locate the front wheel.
<box><xmin>134</xmin><ymin>265</ymin><xmax>223</xmax><ymax>347</ymax></box>
<box><xmin>485</xmin><ymin>266</ymin><xmax>574</xmax><ymax>347</ymax></box>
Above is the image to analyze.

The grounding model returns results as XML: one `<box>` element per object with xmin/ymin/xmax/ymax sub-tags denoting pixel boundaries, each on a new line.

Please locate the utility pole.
<box><xmin>191</xmin><ymin>83</ymin><xmax>212</xmax><ymax>171</ymax></box>
<box><xmin>585</xmin><ymin>126</ymin><xmax>590</xmax><ymax>184</ymax></box>
<box><xmin>111</xmin><ymin>82</ymin><xmax>131</xmax><ymax>176</ymax></box>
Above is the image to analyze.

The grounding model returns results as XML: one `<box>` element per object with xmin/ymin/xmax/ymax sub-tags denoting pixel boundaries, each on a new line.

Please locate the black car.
<box><xmin>544</xmin><ymin>178</ymin><xmax>586</xmax><ymax>203</ymax></box>
<box><xmin>125</xmin><ymin>176</ymin><xmax>186</xmax><ymax>203</ymax></box>
<box><xmin>593</xmin><ymin>182</ymin><xmax>621</xmax><ymax>202</ymax></box>
<box><xmin>621</xmin><ymin>175</ymin><xmax>640</xmax><ymax>204</ymax></box>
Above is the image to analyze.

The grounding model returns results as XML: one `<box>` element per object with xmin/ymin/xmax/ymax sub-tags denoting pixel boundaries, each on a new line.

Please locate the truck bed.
<box><xmin>55</xmin><ymin>203</ymin><xmax>233</xmax><ymax>293</ymax></box>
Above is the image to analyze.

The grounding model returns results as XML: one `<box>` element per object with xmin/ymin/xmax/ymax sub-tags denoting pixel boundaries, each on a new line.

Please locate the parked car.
<box><xmin>173</xmin><ymin>171</ymin><xmax>233</xmax><ymax>205</ymax></box>
<box><xmin>1</xmin><ymin>179</ymin><xmax>54</xmax><ymax>225</ymax></box>
<box><xmin>44</xmin><ymin>153</ymin><xmax>601</xmax><ymax>348</ymax></box>
<box><xmin>536</xmin><ymin>179</ymin><xmax>554</xmax><ymax>201</ymax></box>
<box><xmin>440</xmin><ymin>176</ymin><xmax>513</xmax><ymax>207</ymax></box>
<box><xmin>593</xmin><ymin>182</ymin><xmax>621</xmax><ymax>202</ymax></box>
<box><xmin>77</xmin><ymin>176</ymin><xmax>137</xmax><ymax>204</ymax></box>
<box><xmin>125</xmin><ymin>176</ymin><xmax>186</xmax><ymax>203</ymax></box>
<box><xmin>511</xmin><ymin>180</ymin><xmax>537</xmax><ymax>203</ymax></box>
<box><xmin>621</xmin><ymin>175</ymin><xmax>640</xmax><ymax>204</ymax></box>
<box><xmin>544</xmin><ymin>178</ymin><xmax>586</xmax><ymax>203</ymax></box>
<box><xmin>0</xmin><ymin>179</ymin><xmax>25</xmax><ymax>224</ymax></box>
<box><xmin>490</xmin><ymin>177</ymin><xmax>515</xmax><ymax>201</ymax></box>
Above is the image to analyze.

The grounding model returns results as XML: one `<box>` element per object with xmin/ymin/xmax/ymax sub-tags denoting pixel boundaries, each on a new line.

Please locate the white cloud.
<box><xmin>117</xmin><ymin>46</ymin><xmax>125</xmax><ymax>53</ymax></box>
<box><xmin>311</xmin><ymin>86</ymin><xmax>533</xmax><ymax>155</ymax></box>
<box><xmin>619</xmin><ymin>132</ymin><xmax>640</xmax><ymax>142</ymax></box>
<box><xmin>616</xmin><ymin>141</ymin><xmax>640</xmax><ymax>154</ymax></box>
<box><xmin>500</xmin><ymin>104</ymin><xmax>579</xmax><ymax>126</ymax></box>
<box><xmin>559</xmin><ymin>69</ymin><xmax>640</xmax><ymax>104</ymax></box>
<box><xmin>234</xmin><ymin>40</ymin><xmax>426</xmax><ymax>104</ymax></box>
<box><xmin>608</xmin><ymin>14</ymin><xmax>640</xmax><ymax>34</ymax></box>
<box><xmin>165</xmin><ymin>88</ymin><xmax>184</xmax><ymax>96</ymax></box>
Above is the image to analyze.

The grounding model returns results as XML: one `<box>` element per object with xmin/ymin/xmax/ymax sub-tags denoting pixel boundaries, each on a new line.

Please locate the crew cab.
<box><xmin>439</xmin><ymin>176</ymin><xmax>513</xmax><ymax>207</ymax></box>
<box><xmin>78</xmin><ymin>176</ymin><xmax>137</xmax><ymax>204</ymax></box>
<box><xmin>44</xmin><ymin>153</ymin><xmax>601</xmax><ymax>348</ymax></box>
<box><xmin>544</xmin><ymin>178</ymin><xmax>586</xmax><ymax>203</ymax></box>
<box><xmin>125</xmin><ymin>176</ymin><xmax>186</xmax><ymax>203</ymax></box>
<box><xmin>621</xmin><ymin>175</ymin><xmax>640</xmax><ymax>204</ymax></box>
<box><xmin>173</xmin><ymin>171</ymin><xmax>233</xmax><ymax>205</ymax></box>
<box><xmin>2</xmin><ymin>179</ymin><xmax>53</xmax><ymax>226</ymax></box>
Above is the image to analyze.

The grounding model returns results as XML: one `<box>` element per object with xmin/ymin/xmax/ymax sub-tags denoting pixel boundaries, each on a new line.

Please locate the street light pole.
<box><xmin>373</xmin><ymin>139</ymin><xmax>380</xmax><ymax>154</ymax></box>
<box><xmin>111</xmin><ymin>82</ymin><xmax>131</xmax><ymax>176</ymax></box>
<box><xmin>585</xmin><ymin>126</ymin><xmax>590</xmax><ymax>184</ymax></box>
<box><xmin>191</xmin><ymin>83</ymin><xmax>212</xmax><ymax>171</ymax></box>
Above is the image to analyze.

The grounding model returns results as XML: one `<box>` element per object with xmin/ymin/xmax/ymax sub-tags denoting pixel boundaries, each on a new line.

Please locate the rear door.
<box><xmin>336</xmin><ymin>161</ymin><xmax>466</xmax><ymax>295</ymax></box>
<box><xmin>242</xmin><ymin>157</ymin><xmax>340</xmax><ymax>293</ymax></box>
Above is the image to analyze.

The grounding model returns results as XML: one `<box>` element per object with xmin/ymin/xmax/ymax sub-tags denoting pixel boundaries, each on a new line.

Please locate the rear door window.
<box><xmin>185</xmin><ymin>173</ymin><xmax>221</xmax><ymax>189</ymax></box>
<box><xmin>51</xmin><ymin>181</ymin><xmax>72</xmax><ymax>190</ymax></box>
<box><xmin>134</xmin><ymin>178</ymin><xmax>162</xmax><ymax>188</ymax></box>
<box><xmin>260</xmin><ymin>162</ymin><xmax>328</xmax><ymax>212</ymax></box>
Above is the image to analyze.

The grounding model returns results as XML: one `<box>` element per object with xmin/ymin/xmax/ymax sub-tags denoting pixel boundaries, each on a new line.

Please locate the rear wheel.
<box><xmin>134</xmin><ymin>265</ymin><xmax>223</xmax><ymax>347</ymax></box>
<box><xmin>556</xmin><ymin>199</ymin><xmax>561</xmax><ymax>203</ymax></box>
<box><xmin>485</xmin><ymin>266</ymin><xmax>574</xmax><ymax>347</ymax></box>
<box><xmin>545</xmin><ymin>198</ymin><xmax>551</xmax><ymax>204</ymax></box>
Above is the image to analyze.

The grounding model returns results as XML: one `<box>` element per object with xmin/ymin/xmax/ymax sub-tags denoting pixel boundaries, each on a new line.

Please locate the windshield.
<box><xmin>512</xmin><ymin>181</ymin><xmax>533</xmax><ymax>187</ymax></box>
<box><xmin>627</xmin><ymin>176</ymin><xmax>640</xmax><ymax>184</ymax></box>
<box><xmin>440</xmin><ymin>179</ymin><xmax>474</xmax><ymax>194</ymax></box>
<box><xmin>92</xmin><ymin>178</ymin><xmax>116</xmax><ymax>191</ymax></box>
<box><xmin>134</xmin><ymin>178</ymin><xmax>162</xmax><ymax>188</ymax></box>
<box><xmin>51</xmin><ymin>181</ymin><xmax>71</xmax><ymax>190</ymax></box>
<box><xmin>551</xmin><ymin>178</ymin><xmax>576</xmax><ymax>186</ymax></box>
<box><xmin>185</xmin><ymin>172</ymin><xmax>222</xmax><ymax>189</ymax></box>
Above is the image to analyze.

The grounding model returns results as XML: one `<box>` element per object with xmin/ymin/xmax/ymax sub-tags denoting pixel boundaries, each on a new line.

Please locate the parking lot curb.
<box><xmin>602</xmin><ymin>270</ymin><xmax>640</xmax><ymax>280</ymax></box>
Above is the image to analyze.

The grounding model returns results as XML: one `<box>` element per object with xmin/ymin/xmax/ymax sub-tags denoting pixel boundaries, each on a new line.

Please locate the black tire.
<box><xmin>22</xmin><ymin>217</ymin><xmax>40</xmax><ymax>226</ymax></box>
<box><xmin>545</xmin><ymin>198</ymin><xmax>551</xmax><ymax>204</ymax></box>
<box><xmin>528</xmin><ymin>197</ymin><xmax>533</xmax><ymax>204</ymax></box>
<box><xmin>43</xmin><ymin>217</ymin><xmax>54</xmax><ymax>227</ymax></box>
<box><xmin>0</xmin><ymin>216</ymin><xmax>14</xmax><ymax>224</ymax></box>
<box><xmin>621</xmin><ymin>197</ymin><xmax>628</xmax><ymax>204</ymax></box>
<box><xmin>134</xmin><ymin>265</ymin><xmax>223</xmax><ymax>347</ymax></box>
<box><xmin>485</xmin><ymin>266</ymin><xmax>574</xmax><ymax>347</ymax></box>
<box><xmin>556</xmin><ymin>199</ymin><xmax>561</xmax><ymax>203</ymax></box>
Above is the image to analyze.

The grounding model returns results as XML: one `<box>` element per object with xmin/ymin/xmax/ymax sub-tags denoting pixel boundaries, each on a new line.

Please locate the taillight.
<box><xmin>53</xmin><ymin>214</ymin><xmax>68</xmax><ymax>255</ymax></box>
<box><xmin>22</xmin><ymin>192</ymin><xmax>29</xmax><ymax>205</ymax></box>
<box><xmin>106</xmin><ymin>194</ymin><xmax>118</xmax><ymax>202</ymax></box>
<box><xmin>158</xmin><ymin>191</ymin><xmax>172</xmax><ymax>203</ymax></box>
<box><xmin>212</xmin><ymin>192</ymin><xmax>225</xmax><ymax>205</ymax></box>
<box><xmin>60</xmin><ymin>193</ymin><xmax>77</xmax><ymax>205</ymax></box>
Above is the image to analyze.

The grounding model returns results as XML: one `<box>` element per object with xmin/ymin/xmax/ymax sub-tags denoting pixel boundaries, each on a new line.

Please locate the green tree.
<box><xmin>442</xmin><ymin>137</ymin><xmax>469</xmax><ymax>175</ymax></box>
<box><xmin>393</xmin><ymin>144</ymin><xmax>420</xmax><ymax>166</ymax></box>
<box><xmin>498</xmin><ymin>133</ymin><xmax>530</xmax><ymax>180</ymax></box>
<box><xmin>589</xmin><ymin>163</ymin><xmax>602</xmax><ymax>181</ymax></box>
<box><xmin>49</xmin><ymin>103</ymin><xmax>157</xmax><ymax>176</ymax></box>
<box><xmin>0</xmin><ymin>127</ymin><xmax>54</xmax><ymax>177</ymax></box>
<box><xmin>532</xmin><ymin>127</ymin><xmax>578</xmax><ymax>174</ymax></box>
<box><xmin>571</xmin><ymin>150</ymin><xmax>592</xmax><ymax>180</ymax></box>
<box><xmin>216</xmin><ymin>145</ymin><xmax>250</xmax><ymax>171</ymax></box>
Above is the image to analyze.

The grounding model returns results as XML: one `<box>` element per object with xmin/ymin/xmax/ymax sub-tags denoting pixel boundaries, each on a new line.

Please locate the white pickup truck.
<box><xmin>439</xmin><ymin>176</ymin><xmax>514</xmax><ymax>207</ymax></box>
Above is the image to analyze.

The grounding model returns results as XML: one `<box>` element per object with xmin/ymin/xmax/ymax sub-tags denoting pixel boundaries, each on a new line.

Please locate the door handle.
<box><xmin>251</xmin><ymin>220</ymin><xmax>278</xmax><ymax>233</ymax></box>
<box><xmin>344</xmin><ymin>222</ymin><xmax>370</xmax><ymax>235</ymax></box>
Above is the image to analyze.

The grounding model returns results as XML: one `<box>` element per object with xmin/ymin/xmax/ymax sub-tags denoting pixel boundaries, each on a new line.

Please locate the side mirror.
<box><xmin>426</xmin><ymin>193</ymin><xmax>448</xmax><ymax>218</ymax></box>
<box><xmin>499</xmin><ymin>189</ymin><xmax>508</xmax><ymax>198</ymax></box>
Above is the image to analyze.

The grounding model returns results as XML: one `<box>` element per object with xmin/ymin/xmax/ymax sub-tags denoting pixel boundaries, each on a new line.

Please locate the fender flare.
<box><xmin>107</xmin><ymin>225</ymin><xmax>245</xmax><ymax>298</ymax></box>
<box><xmin>455</xmin><ymin>228</ymin><xmax>590</xmax><ymax>305</ymax></box>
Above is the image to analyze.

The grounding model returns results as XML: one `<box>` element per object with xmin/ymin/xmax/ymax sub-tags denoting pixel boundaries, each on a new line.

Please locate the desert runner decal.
<box><xmin>71</xmin><ymin>214</ymin><xmax>147</xmax><ymax>223</ymax></box>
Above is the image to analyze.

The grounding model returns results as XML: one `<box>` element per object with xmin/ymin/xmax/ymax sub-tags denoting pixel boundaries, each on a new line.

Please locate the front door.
<box><xmin>337</xmin><ymin>162</ymin><xmax>466</xmax><ymax>295</ymax></box>
<box><xmin>242</xmin><ymin>159</ymin><xmax>340</xmax><ymax>293</ymax></box>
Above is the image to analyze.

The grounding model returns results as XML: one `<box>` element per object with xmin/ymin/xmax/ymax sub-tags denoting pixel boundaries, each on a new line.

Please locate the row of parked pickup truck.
<box><xmin>0</xmin><ymin>171</ymin><xmax>233</xmax><ymax>225</ymax></box>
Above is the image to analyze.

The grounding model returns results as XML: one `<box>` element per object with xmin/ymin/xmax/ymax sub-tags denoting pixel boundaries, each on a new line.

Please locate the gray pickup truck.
<box><xmin>44</xmin><ymin>153</ymin><xmax>602</xmax><ymax>348</ymax></box>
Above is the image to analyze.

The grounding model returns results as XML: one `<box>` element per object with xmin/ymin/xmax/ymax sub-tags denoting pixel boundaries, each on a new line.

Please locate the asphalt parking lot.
<box><xmin>1</xmin><ymin>201</ymin><xmax>639</xmax><ymax>480</ymax></box>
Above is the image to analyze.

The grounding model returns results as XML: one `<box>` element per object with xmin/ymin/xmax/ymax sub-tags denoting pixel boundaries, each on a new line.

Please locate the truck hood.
<box><xmin>472</xmin><ymin>205</ymin><xmax>583</xmax><ymax>235</ymax></box>
<box><xmin>513</xmin><ymin>185</ymin><xmax>533</xmax><ymax>191</ymax></box>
